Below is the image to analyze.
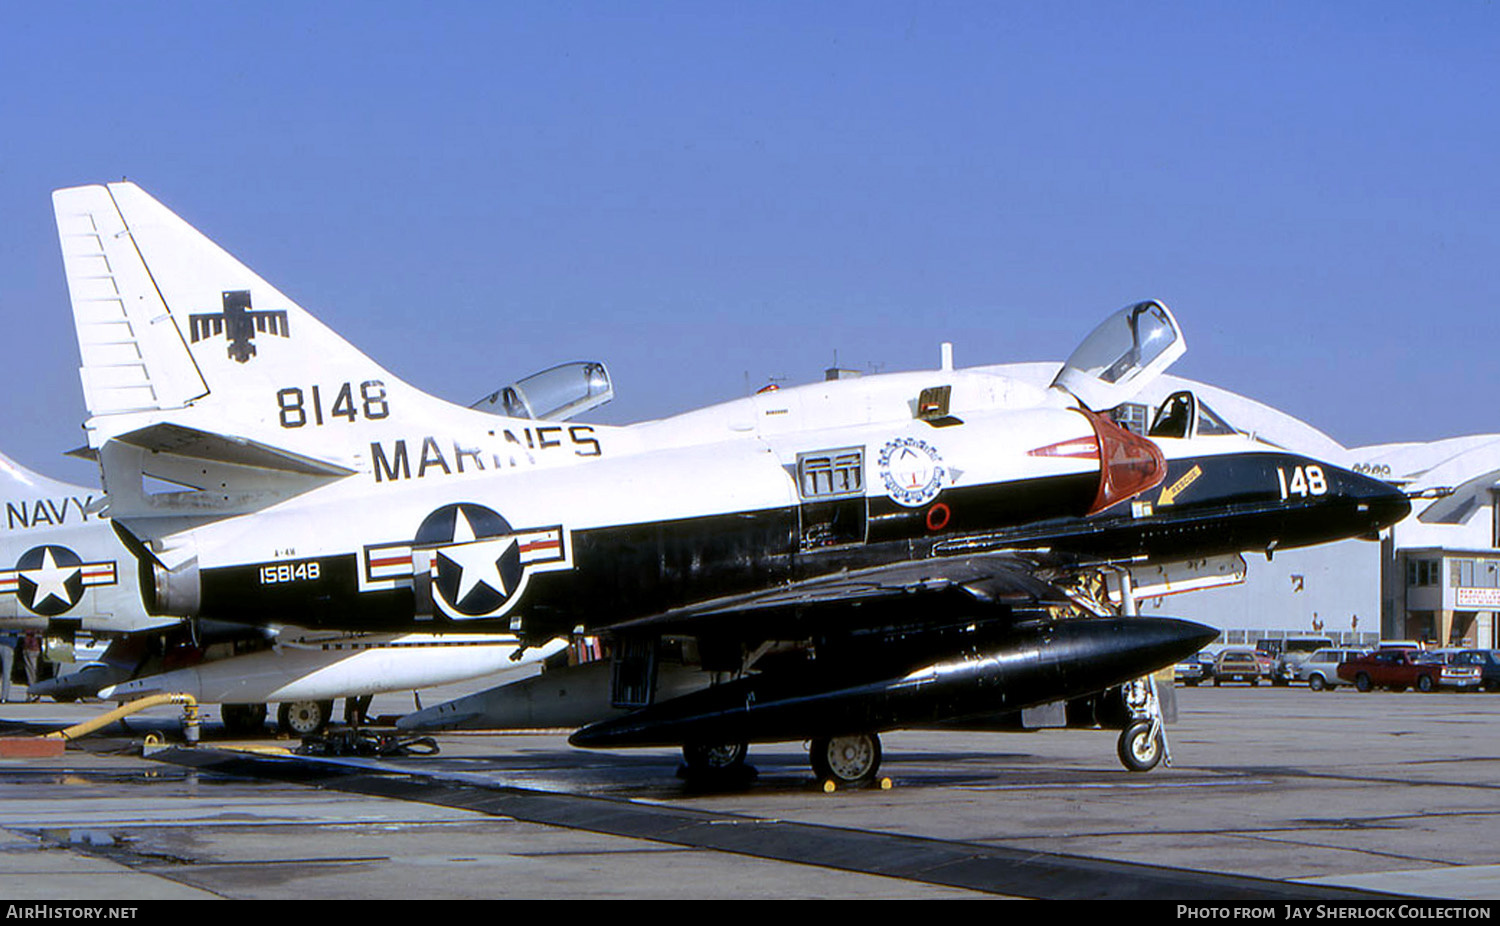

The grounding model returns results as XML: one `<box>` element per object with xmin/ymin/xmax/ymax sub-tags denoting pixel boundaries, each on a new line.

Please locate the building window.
<box><xmin>1454</xmin><ymin>559</ymin><xmax>1475</xmax><ymax>588</ymax></box>
<box><xmin>1408</xmin><ymin>559</ymin><xmax>1440</xmax><ymax>587</ymax></box>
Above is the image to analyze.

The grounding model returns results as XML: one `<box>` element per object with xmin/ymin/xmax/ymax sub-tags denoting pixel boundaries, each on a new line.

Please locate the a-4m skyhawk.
<box><xmin>48</xmin><ymin>182</ymin><xmax>1408</xmax><ymax>784</ymax></box>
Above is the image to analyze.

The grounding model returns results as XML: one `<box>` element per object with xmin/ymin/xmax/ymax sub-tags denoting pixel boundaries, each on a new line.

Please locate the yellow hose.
<box><xmin>45</xmin><ymin>693</ymin><xmax>200</xmax><ymax>744</ymax></box>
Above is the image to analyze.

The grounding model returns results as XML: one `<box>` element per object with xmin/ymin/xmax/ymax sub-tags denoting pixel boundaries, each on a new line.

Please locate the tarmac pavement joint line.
<box><xmin>146</xmin><ymin>744</ymin><xmax>1415</xmax><ymax>901</ymax></box>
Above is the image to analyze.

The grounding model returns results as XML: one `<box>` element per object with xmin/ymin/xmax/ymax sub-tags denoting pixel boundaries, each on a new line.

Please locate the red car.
<box><xmin>1338</xmin><ymin>650</ymin><xmax>1482</xmax><ymax>692</ymax></box>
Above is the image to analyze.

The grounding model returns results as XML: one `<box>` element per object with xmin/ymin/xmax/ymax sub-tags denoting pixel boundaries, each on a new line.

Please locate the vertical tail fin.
<box><xmin>52</xmin><ymin>183</ymin><xmax>617</xmax><ymax>520</ymax></box>
<box><xmin>53</xmin><ymin>183</ymin><xmax>417</xmax><ymax>453</ymax></box>
<box><xmin>0</xmin><ymin>452</ymin><xmax>95</xmax><ymax>503</ymax></box>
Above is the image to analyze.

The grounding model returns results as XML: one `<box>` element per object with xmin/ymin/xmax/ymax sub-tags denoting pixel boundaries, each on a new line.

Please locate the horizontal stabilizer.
<box><xmin>98</xmin><ymin>424</ymin><xmax>354</xmax><ymax>519</ymax></box>
<box><xmin>112</xmin><ymin>423</ymin><xmax>355</xmax><ymax>478</ymax></box>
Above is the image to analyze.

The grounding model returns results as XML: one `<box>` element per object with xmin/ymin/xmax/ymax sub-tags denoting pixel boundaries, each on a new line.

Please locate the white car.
<box><xmin>1296</xmin><ymin>647</ymin><xmax>1371</xmax><ymax>691</ymax></box>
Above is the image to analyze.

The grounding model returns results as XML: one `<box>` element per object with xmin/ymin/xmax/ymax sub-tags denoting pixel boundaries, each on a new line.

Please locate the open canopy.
<box><xmin>1051</xmin><ymin>300</ymin><xmax>1185</xmax><ymax>410</ymax></box>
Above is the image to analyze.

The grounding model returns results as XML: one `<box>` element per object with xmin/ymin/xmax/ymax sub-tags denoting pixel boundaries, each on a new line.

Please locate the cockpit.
<box><xmin>1051</xmin><ymin>300</ymin><xmax>1186</xmax><ymax>410</ymax></box>
<box><xmin>1147</xmin><ymin>390</ymin><xmax>1240</xmax><ymax>440</ymax></box>
<box><xmin>471</xmin><ymin>361</ymin><xmax>614</xmax><ymax>421</ymax></box>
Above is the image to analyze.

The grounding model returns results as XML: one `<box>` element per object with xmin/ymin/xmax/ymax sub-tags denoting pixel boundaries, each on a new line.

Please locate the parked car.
<box><xmin>1174</xmin><ymin>658</ymin><xmax>1206</xmax><ymax>686</ymax></box>
<box><xmin>1338</xmin><ymin>649</ymin><xmax>1482</xmax><ymax>692</ymax></box>
<box><xmin>1377</xmin><ymin>640</ymin><xmax>1424</xmax><ymax>652</ymax></box>
<box><xmin>1443</xmin><ymin>650</ymin><xmax>1500</xmax><ymax>692</ymax></box>
<box><xmin>1271</xmin><ymin>637</ymin><xmax>1337</xmax><ymax>685</ymax></box>
<box><xmin>1214</xmin><ymin>649</ymin><xmax>1262</xmax><ymax>686</ymax></box>
<box><xmin>1295</xmin><ymin>647</ymin><xmax>1370</xmax><ymax>691</ymax></box>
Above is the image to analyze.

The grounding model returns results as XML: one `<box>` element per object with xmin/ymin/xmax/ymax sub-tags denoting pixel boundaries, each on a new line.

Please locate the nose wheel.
<box><xmin>1116</xmin><ymin>676</ymin><xmax>1171</xmax><ymax>772</ymax></box>
<box><xmin>1118</xmin><ymin>719</ymin><xmax>1166</xmax><ymax>771</ymax></box>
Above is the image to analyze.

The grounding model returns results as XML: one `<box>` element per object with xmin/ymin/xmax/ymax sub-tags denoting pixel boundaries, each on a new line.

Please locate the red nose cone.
<box><xmin>1083</xmin><ymin>410</ymin><xmax>1166</xmax><ymax>515</ymax></box>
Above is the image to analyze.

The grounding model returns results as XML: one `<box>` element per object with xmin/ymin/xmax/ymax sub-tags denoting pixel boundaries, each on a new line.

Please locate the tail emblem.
<box><xmin>188</xmin><ymin>290</ymin><xmax>290</xmax><ymax>363</ymax></box>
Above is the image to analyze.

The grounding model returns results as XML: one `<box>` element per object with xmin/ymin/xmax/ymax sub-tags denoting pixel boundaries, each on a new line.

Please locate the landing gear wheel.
<box><xmin>682</xmin><ymin>741</ymin><xmax>748</xmax><ymax>773</ymax></box>
<box><xmin>678</xmin><ymin>741</ymin><xmax>754</xmax><ymax>787</ymax></box>
<box><xmin>278</xmin><ymin>700</ymin><xmax>334</xmax><ymax>736</ymax></box>
<box><xmin>222</xmin><ymin>702</ymin><xmax>268</xmax><ymax>735</ymax></box>
<box><xmin>810</xmin><ymin>733</ymin><xmax>882</xmax><ymax>787</ymax></box>
<box><xmin>1118</xmin><ymin>720</ymin><xmax>1165</xmax><ymax>772</ymax></box>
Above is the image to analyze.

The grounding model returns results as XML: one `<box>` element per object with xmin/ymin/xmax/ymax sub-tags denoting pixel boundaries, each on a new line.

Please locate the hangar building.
<box><xmin>992</xmin><ymin>363</ymin><xmax>1500</xmax><ymax>649</ymax></box>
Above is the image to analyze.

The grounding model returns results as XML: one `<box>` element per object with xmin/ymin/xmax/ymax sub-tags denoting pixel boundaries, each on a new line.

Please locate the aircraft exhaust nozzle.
<box><xmin>569</xmin><ymin>615</ymin><xmax>1217</xmax><ymax>749</ymax></box>
<box><xmin>151</xmin><ymin>557</ymin><xmax>202</xmax><ymax>617</ymax></box>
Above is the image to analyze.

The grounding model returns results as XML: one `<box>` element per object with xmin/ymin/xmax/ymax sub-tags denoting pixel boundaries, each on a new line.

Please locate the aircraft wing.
<box><xmin>596</xmin><ymin>553</ymin><xmax>1076</xmax><ymax>641</ymax></box>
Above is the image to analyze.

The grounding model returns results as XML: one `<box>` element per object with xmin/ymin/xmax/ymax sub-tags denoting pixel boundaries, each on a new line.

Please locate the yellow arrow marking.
<box><xmin>1158</xmin><ymin>464</ymin><xmax>1203</xmax><ymax>507</ymax></box>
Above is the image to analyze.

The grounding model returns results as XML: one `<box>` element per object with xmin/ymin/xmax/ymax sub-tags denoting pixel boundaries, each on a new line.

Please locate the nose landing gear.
<box><xmin>1116</xmin><ymin>675</ymin><xmax>1171</xmax><ymax>772</ymax></box>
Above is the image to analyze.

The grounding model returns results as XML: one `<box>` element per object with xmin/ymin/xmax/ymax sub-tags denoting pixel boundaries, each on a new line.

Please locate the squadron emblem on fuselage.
<box><xmin>878</xmin><ymin>437</ymin><xmax>949</xmax><ymax>508</ymax></box>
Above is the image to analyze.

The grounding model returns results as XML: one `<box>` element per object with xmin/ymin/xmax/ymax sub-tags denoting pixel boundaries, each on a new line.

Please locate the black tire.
<box><xmin>682</xmin><ymin>742</ymin><xmax>748</xmax><ymax>774</ymax></box>
<box><xmin>1355</xmin><ymin>673</ymin><xmax>1373</xmax><ymax>692</ymax></box>
<box><xmin>1417</xmin><ymin>675</ymin><xmax>1435</xmax><ymax>693</ymax></box>
<box><xmin>1308</xmin><ymin>674</ymin><xmax>1327</xmax><ymax>692</ymax></box>
<box><xmin>1117</xmin><ymin>720</ymin><xmax>1164</xmax><ymax>772</ymax></box>
<box><xmin>222</xmin><ymin>702</ymin><xmax>268</xmax><ymax>735</ymax></box>
<box><xmin>278</xmin><ymin>700</ymin><xmax>334</xmax><ymax>736</ymax></box>
<box><xmin>810</xmin><ymin>733</ymin><xmax>882</xmax><ymax>787</ymax></box>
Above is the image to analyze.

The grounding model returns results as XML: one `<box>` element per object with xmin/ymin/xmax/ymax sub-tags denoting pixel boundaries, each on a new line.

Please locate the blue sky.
<box><xmin>1</xmin><ymin>3</ymin><xmax>1495</xmax><ymax>484</ymax></box>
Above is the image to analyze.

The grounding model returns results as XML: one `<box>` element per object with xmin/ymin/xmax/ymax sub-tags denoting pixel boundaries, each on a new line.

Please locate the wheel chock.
<box><xmin>0</xmin><ymin>737</ymin><xmax>66</xmax><ymax>758</ymax></box>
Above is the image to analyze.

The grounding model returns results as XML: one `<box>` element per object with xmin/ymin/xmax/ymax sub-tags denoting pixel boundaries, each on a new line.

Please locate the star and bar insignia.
<box><xmin>0</xmin><ymin>545</ymin><xmax>118</xmax><ymax>617</ymax></box>
<box><xmin>362</xmin><ymin>503</ymin><xmax>569</xmax><ymax>620</ymax></box>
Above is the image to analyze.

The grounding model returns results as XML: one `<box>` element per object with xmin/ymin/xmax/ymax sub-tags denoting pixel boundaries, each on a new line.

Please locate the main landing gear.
<box><xmin>278</xmin><ymin>700</ymin><xmax>336</xmax><ymax>736</ymax></box>
<box><xmin>810</xmin><ymin>733</ymin><xmax>883</xmax><ymax>788</ymax></box>
<box><xmin>679</xmin><ymin>741</ymin><xmax>756</xmax><ymax>787</ymax></box>
<box><xmin>679</xmin><ymin>732</ymin><xmax>888</xmax><ymax>789</ymax></box>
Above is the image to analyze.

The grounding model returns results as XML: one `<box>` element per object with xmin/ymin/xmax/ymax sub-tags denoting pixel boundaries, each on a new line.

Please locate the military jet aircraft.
<box><xmin>0</xmin><ymin>448</ymin><xmax>567</xmax><ymax>732</ymax></box>
<box><xmin>48</xmin><ymin>182</ymin><xmax>1409</xmax><ymax>783</ymax></box>
<box><xmin>0</xmin><ymin>351</ymin><xmax>610</xmax><ymax>733</ymax></box>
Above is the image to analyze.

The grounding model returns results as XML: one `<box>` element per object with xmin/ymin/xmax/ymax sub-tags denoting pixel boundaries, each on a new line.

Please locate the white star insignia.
<box><xmin>21</xmin><ymin>548</ymin><xmax>78</xmax><ymax>610</ymax></box>
<box><xmin>437</xmin><ymin>507</ymin><xmax>518</xmax><ymax>604</ymax></box>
